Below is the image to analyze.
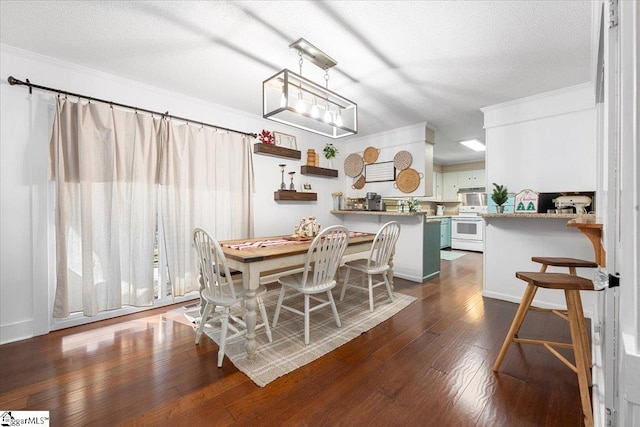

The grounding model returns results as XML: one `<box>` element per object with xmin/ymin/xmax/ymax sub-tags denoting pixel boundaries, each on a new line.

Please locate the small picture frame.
<box><xmin>302</xmin><ymin>182</ymin><xmax>312</xmax><ymax>192</ymax></box>
<box><xmin>273</xmin><ymin>131</ymin><xmax>297</xmax><ymax>149</ymax></box>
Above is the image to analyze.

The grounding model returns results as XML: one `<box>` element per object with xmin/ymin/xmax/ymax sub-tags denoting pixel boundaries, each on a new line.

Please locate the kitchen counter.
<box><xmin>481</xmin><ymin>213</ymin><xmax>579</xmax><ymax>219</ymax></box>
<box><xmin>333</xmin><ymin>212</ymin><xmax>440</xmax><ymax>282</ymax></box>
<box><xmin>331</xmin><ymin>210</ymin><xmax>429</xmax><ymax>216</ymax></box>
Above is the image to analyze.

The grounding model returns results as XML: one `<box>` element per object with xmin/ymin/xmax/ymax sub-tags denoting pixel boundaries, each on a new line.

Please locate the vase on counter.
<box><xmin>496</xmin><ymin>205</ymin><xmax>505</xmax><ymax>213</ymax></box>
<box><xmin>332</xmin><ymin>195</ymin><xmax>342</xmax><ymax>211</ymax></box>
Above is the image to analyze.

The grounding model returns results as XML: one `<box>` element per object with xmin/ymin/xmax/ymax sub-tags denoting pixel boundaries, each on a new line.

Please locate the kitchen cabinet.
<box><xmin>443</xmin><ymin>170</ymin><xmax>485</xmax><ymax>198</ymax></box>
<box><xmin>458</xmin><ymin>169</ymin><xmax>486</xmax><ymax>189</ymax></box>
<box><xmin>439</xmin><ymin>217</ymin><xmax>451</xmax><ymax>249</ymax></box>
<box><xmin>443</xmin><ymin>172</ymin><xmax>459</xmax><ymax>200</ymax></box>
<box><xmin>427</xmin><ymin>171</ymin><xmax>443</xmax><ymax>200</ymax></box>
<box><xmin>423</xmin><ymin>220</ymin><xmax>441</xmax><ymax>280</ymax></box>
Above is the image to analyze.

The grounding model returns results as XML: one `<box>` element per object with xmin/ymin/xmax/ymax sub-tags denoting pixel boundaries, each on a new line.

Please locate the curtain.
<box><xmin>159</xmin><ymin>122</ymin><xmax>254</xmax><ymax>296</ymax></box>
<box><xmin>50</xmin><ymin>99</ymin><xmax>162</xmax><ymax>317</ymax></box>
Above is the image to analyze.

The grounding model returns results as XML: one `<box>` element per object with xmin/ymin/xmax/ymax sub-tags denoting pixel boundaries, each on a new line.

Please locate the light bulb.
<box><xmin>279</xmin><ymin>92</ymin><xmax>287</xmax><ymax>108</ymax></box>
<box><xmin>310</xmin><ymin>98</ymin><xmax>319</xmax><ymax>118</ymax></box>
<box><xmin>323</xmin><ymin>106</ymin><xmax>332</xmax><ymax>123</ymax></box>
<box><xmin>335</xmin><ymin>110</ymin><xmax>343</xmax><ymax>127</ymax></box>
<box><xmin>295</xmin><ymin>92</ymin><xmax>305</xmax><ymax>113</ymax></box>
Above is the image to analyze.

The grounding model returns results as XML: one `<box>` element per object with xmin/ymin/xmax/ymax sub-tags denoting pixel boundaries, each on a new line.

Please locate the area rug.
<box><xmin>174</xmin><ymin>283</ymin><xmax>415</xmax><ymax>387</ymax></box>
<box><xmin>440</xmin><ymin>250</ymin><xmax>468</xmax><ymax>261</ymax></box>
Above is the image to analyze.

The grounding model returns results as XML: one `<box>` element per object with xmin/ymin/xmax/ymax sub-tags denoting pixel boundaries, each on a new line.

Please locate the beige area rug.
<box><xmin>168</xmin><ymin>282</ymin><xmax>416</xmax><ymax>387</ymax></box>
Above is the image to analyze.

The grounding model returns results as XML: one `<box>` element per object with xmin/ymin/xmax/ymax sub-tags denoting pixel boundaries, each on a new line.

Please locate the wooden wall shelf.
<box><xmin>300</xmin><ymin>165</ymin><xmax>338</xmax><ymax>178</ymax></box>
<box><xmin>253</xmin><ymin>143</ymin><xmax>301</xmax><ymax>160</ymax></box>
<box><xmin>274</xmin><ymin>191</ymin><xmax>317</xmax><ymax>201</ymax></box>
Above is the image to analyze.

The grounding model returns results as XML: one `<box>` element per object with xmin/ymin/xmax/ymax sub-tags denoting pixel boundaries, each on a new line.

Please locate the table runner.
<box><xmin>223</xmin><ymin>231</ymin><xmax>370</xmax><ymax>251</ymax></box>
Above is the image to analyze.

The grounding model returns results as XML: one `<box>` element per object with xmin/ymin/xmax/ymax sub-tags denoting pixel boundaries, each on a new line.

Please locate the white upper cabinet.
<box><xmin>457</xmin><ymin>170</ymin><xmax>486</xmax><ymax>189</ymax></box>
<box><xmin>442</xmin><ymin>172</ymin><xmax>459</xmax><ymax>200</ymax></box>
<box><xmin>426</xmin><ymin>171</ymin><xmax>443</xmax><ymax>200</ymax></box>
<box><xmin>443</xmin><ymin>169</ymin><xmax>486</xmax><ymax>199</ymax></box>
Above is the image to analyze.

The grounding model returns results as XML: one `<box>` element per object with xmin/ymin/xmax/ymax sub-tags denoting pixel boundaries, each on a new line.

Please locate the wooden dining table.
<box><xmin>220</xmin><ymin>231</ymin><xmax>377</xmax><ymax>359</ymax></box>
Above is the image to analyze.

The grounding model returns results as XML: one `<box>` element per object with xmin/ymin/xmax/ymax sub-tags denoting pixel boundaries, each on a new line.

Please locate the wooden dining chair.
<box><xmin>272</xmin><ymin>225</ymin><xmax>349</xmax><ymax>345</ymax></box>
<box><xmin>340</xmin><ymin>221</ymin><xmax>400</xmax><ymax>312</ymax></box>
<box><xmin>192</xmin><ymin>228</ymin><xmax>272</xmax><ymax>367</ymax></box>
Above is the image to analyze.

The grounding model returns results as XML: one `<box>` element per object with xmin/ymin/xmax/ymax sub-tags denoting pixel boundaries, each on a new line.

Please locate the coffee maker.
<box><xmin>366</xmin><ymin>192</ymin><xmax>384</xmax><ymax>211</ymax></box>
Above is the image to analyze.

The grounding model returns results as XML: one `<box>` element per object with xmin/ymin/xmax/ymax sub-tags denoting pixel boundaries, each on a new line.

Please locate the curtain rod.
<box><xmin>7</xmin><ymin>76</ymin><xmax>258</xmax><ymax>139</ymax></box>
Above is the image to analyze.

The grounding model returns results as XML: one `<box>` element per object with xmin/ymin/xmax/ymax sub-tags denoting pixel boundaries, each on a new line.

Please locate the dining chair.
<box><xmin>192</xmin><ymin>228</ymin><xmax>272</xmax><ymax>367</ymax></box>
<box><xmin>340</xmin><ymin>221</ymin><xmax>401</xmax><ymax>312</ymax></box>
<box><xmin>272</xmin><ymin>225</ymin><xmax>349</xmax><ymax>345</ymax></box>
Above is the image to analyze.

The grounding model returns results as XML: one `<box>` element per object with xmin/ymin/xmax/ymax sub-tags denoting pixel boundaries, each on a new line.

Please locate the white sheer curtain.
<box><xmin>159</xmin><ymin>122</ymin><xmax>254</xmax><ymax>296</ymax></box>
<box><xmin>50</xmin><ymin>99</ymin><xmax>162</xmax><ymax>317</ymax></box>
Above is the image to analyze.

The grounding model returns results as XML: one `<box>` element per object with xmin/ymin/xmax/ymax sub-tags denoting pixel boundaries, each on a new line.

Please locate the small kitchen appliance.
<box><xmin>366</xmin><ymin>192</ymin><xmax>385</xmax><ymax>211</ymax></box>
<box><xmin>553</xmin><ymin>195</ymin><xmax>592</xmax><ymax>215</ymax></box>
<box><xmin>436</xmin><ymin>205</ymin><xmax>445</xmax><ymax>216</ymax></box>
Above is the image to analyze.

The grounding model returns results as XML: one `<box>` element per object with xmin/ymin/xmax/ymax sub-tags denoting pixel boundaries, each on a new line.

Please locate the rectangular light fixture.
<box><xmin>459</xmin><ymin>139</ymin><xmax>486</xmax><ymax>152</ymax></box>
<box><xmin>263</xmin><ymin>69</ymin><xmax>357</xmax><ymax>139</ymax></box>
<box><xmin>263</xmin><ymin>38</ymin><xmax>357</xmax><ymax>139</ymax></box>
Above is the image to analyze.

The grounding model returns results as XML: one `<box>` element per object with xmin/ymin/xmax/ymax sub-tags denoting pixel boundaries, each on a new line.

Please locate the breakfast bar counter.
<box><xmin>481</xmin><ymin>213</ymin><xmax>579</xmax><ymax>219</ymax></box>
<box><xmin>330</xmin><ymin>210</ymin><xmax>428</xmax><ymax>216</ymax></box>
<box><xmin>331</xmin><ymin>210</ymin><xmax>439</xmax><ymax>282</ymax></box>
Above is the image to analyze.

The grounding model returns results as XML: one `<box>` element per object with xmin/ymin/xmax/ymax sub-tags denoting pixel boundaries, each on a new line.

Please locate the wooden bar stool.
<box><xmin>493</xmin><ymin>271</ymin><xmax>596</xmax><ymax>427</ymax></box>
<box><xmin>532</xmin><ymin>257</ymin><xmax>598</xmax><ymax>366</ymax></box>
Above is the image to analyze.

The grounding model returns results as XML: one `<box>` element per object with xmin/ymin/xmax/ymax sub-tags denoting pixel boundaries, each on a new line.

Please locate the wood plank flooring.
<box><xmin>0</xmin><ymin>252</ymin><xmax>588</xmax><ymax>426</ymax></box>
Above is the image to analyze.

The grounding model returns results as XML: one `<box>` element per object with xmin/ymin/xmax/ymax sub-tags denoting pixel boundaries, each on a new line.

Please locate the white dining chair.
<box><xmin>192</xmin><ymin>228</ymin><xmax>272</xmax><ymax>367</ymax></box>
<box><xmin>272</xmin><ymin>225</ymin><xmax>349</xmax><ymax>345</ymax></box>
<box><xmin>340</xmin><ymin>221</ymin><xmax>401</xmax><ymax>312</ymax></box>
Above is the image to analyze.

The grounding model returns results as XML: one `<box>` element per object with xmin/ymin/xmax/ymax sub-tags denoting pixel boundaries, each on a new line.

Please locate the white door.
<box><xmin>594</xmin><ymin>1</ymin><xmax>640</xmax><ymax>426</ymax></box>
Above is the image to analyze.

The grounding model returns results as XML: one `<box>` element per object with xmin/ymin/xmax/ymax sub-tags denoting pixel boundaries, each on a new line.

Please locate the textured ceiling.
<box><xmin>0</xmin><ymin>1</ymin><xmax>594</xmax><ymax>164</ymax></box>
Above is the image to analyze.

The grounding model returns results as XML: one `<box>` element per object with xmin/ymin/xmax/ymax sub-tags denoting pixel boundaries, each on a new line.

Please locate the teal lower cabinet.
<box><xmin>439</xmin><ymin>217</ymin><xmax>451</xmax><ymax>249</ymax></box>
<box><xmin>422</xmin><ymin>220</ymin><xmax>441</xmax><ymax>280</ymax></box>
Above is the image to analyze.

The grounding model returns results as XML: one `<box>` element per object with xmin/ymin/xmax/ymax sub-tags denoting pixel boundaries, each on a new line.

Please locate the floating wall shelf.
<box><xmin>273</xmin><ymin>191</ymin><xmax>317</xmax><ymax>201</ymax></box>
<box><xmin>253</xmin><ymin>143</ymin><xmax>301</xmax><ymax>160</ymax></box>
<box><xmin>300</xmin><ymin>165</ymin><xmax>338</xmax><ymax>178</ymax></box>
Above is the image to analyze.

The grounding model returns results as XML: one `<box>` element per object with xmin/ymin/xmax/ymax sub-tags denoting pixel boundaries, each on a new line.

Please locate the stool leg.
<box><xmin>566</xmin><ymin>265</ymin><xmax>593</xmax><ymax>373</ymax></box>
<box><xmin>566</xmin><ymin>290</ymin><xmax>593</xmax><ymax>427</ymax></box>
<box><xmin>493</xmin><ymin>283</ymin><xmax>537</xmax><ymax>371</ymax></box>
<box><xmin>574</xmin><ymin>290</ymin><xmax>593</xmax><ymax>380</ymax></box>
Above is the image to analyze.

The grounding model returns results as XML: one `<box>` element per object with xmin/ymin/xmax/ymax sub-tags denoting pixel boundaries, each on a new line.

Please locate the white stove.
<box><xmin>451</xmin><ymin>206</ymin><xmax>487</xmax><ymax>252</ymax></box>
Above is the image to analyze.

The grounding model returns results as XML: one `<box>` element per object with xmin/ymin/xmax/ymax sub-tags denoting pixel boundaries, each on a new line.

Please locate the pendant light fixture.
<box><xmin>263</xmin><ymin>38</ymin><xmax>358</xmax><ymax>139</ymax></box>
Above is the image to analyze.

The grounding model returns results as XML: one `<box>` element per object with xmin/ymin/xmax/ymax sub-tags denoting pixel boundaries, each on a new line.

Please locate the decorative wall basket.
<box><xmin>344</xmin><ymin>153</ymin><xmax>364</xmax><ymax>178</ymax></box>
<box><xmin>352</xmin><ymin>175</ymin><xmax>366</xmax><ymax>189</ymax></box>
<box><xmin>363</xmin><ymin>146</ymin><xmax>380</xmax><ymax>163</ymax></box>
<box><xmin>393</xmin><ymin>150</ymin><xmax>413</xmax><ymax>170</ymax></box>
<box><xmin>394</xmin><ymin>168</ymin><xmax>423</xmax><ymax>193</ymax></box>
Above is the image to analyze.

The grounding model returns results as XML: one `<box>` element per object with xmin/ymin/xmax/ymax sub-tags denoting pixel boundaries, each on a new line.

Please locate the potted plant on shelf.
<box><xmin>491</xmin><ymin>183</ymin><xmax>509</xmax><ymax>213</ymax></box>
<box><xmin>323</xmin><ymin>143</ymin><xmax>338</xmax><ymax>169</ymax></box>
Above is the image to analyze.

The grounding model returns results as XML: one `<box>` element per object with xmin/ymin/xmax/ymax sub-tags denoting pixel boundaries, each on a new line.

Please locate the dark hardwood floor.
<box><xmin>0</xmin><ymin>252</ymin><xmax>588</xmax><ymax>426</ymax></box>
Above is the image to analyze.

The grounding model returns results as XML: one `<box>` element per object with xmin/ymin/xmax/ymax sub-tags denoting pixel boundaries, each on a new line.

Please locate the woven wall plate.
<box><xmin>363</xmin><ymin>146</ymin><xmax>380</xmax><ymax>163</ymax></box>
<box><xmin>393</xmin><ymin>150</ymin><xmax>413</xmax><ymax>170</ymax></box>
<box><xmin>352</xmin><ymin>175</ymin><xmax>366</xmax><ymax>189</ymax></box>
<box><xmin>395</xmin><ymin>168</ymin><xmax>423</xmax><ymax>193</ymax></box>
<box><xmin>344</xmin><ymin>153</ymin><xmax>364</xmax><ymax>178</ymax></box>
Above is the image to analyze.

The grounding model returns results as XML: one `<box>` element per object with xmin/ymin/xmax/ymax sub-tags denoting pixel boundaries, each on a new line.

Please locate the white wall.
<box><xmin>0</xmin><ymin>45</ymin><xmax>344</xmax><ymax>343</ymax></box>
<box><xmin>481</xmin><ymin>84</ymin><xmax>598</xmax><ymax>315</ymax></box>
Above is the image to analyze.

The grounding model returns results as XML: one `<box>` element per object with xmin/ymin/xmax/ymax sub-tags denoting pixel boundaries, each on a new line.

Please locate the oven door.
<box><xmin>451</xmin><ymin>217</ymin><xmax>484</xmax><ymax>241</ymax></box>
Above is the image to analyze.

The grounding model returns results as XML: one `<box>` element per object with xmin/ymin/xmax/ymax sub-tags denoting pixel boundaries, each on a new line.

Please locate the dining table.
<box><xmin>220</xmin><ymin>231</ymin><xmax>379</xmax><ymax>359</ymax></box>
